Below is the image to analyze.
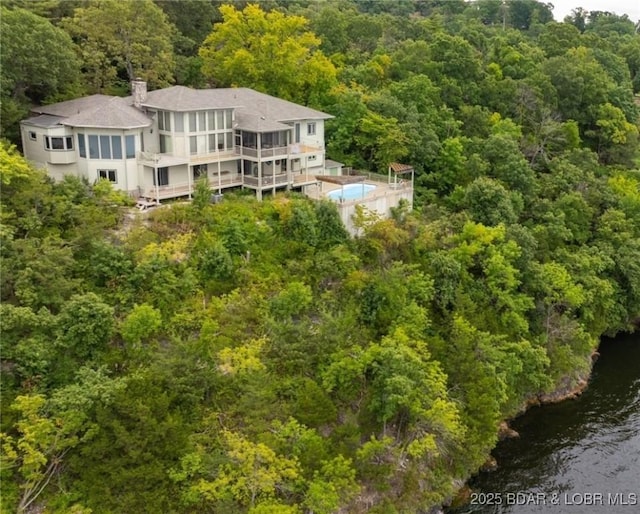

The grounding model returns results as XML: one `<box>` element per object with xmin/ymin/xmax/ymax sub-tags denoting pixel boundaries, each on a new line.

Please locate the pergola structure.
<box><xmin>388</xmin><ymin>162</ymin><xmax>415</xmax><ymax>189</ymax></box>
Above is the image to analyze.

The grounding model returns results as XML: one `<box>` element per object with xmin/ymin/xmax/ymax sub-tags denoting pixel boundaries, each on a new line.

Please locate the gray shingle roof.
<box><xmin>30</xmin><ymin>95</ymin><xmax>151</xmax><ymax>129</ymax></box>
<box><xmin>325</xmin><ymin>159</ymin><xmax>344</xmax><ymax>168</ymax></box>
<box><xmin>235</xmin><ymin>112</ymin><xmax>291</xmax><ymax>133</ymax></box>
<box><xmin>142</xmin><ymin>86</ymin><xmax>333</xmax><ymax>122</ymax></box>
<box><xmin>27</xmin><ymin>86</ymin><xmax>330</xmax><ymax>132</ymax></box>
<box><xmin>32</xmin><ymin>95</ymin><xmax>114</xmax><ymax>117</ymax></box>
<box><xmin>22</xmin><ymin>114</ymin><xmax>64</xmax><ymax>128</ymax></box>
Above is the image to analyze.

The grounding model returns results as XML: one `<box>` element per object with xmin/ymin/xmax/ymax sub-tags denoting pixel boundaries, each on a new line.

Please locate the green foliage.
<box><xmin>199</xmin><ymin>3</ymin><xmax>337</xmax><ymax>105</ymax></box>
<box><xmin>120</xmin><ymin>303</ymin><xmax>162</xmax><ymax>346</ymax></box>
<box><xmin>56</xmin><ymin>293</ymin><xmax>114</xmax><ymax>361</ymax></box>
<box><xmin>463</xmin><ymin>177</ymin><xmax>522</xmax><ymax>226</ymax></box>
<box><xmin>3</xmin><ymin>4</ymin><xmax>640</xmax><ymax>513</ymax></box>
<box><xmin>0</xmin><ymin>7</ymin><xmax>81</xmax><ymax>143</ymax></box>
<box><xmin>62</xmin><ymin>0</ymin><xmax>175</xmax><ymax>92</ymax></box>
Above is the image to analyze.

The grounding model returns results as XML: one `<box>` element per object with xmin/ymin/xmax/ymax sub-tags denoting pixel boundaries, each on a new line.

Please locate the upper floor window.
<box><xmin>175</xmin><ymin>113</ymin><xmax>184</xmax><ymax>132</ymax></box>
<box><xmin>160</xmin><ymin>134</ymin><xmax>172</xmax><ymax>154</ymax></box>
<box><xmin>307</xmin><ymin>122</ymin><xmax>316</xmax><ymax>136</ymax></box>
<box><xmin>157</xmin><ymin>111</ymin><xmax>171</xmax><ymax>131</ymax></box>
<box><xmin>87</xmin><ymin>135</ymin><xmax>125</xmax><ymax>159</ymax></box>
<box><xmin>29</xmin><ymin>131</ymin><xmax>37</xmax><ymax>141</ymax></box>
<box><xmin>45</xmin><ymin>136</ymin><xmax>73</xmax><ymax>151</ymax></box>
<box><xmin>125</xmin><ymin>135</ymin><xmax>135</xmax><ymax>158</ymax></box>
<box><xmin>78</xmin><ymin>134</ymin><xmax>86</xmax><ymax>158</ymax></box>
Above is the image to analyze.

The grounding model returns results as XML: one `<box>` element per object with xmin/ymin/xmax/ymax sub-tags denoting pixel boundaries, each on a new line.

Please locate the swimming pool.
<box><xmin>326</xmin><ymin>183</ymin><xmax>376</xmax><ymax>201</ymax></box>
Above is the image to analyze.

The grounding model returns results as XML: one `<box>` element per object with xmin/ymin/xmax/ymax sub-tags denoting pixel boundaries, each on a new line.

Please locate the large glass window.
<box><xmin>208</xmin><ymin>111</ymin><xmax>215</xmax><ymax>130</ymax></box>
<box><xmin>44</xmin><ymin>136</ymin><xmax>72</xmax><ymax>150</ymax></box>
<box><xmin>226</xmin><ymin>132</ymin><xmax>233</xmax><ymax>149</ymax></box>
<box><xmin>78</xmin><ymin>134</ymin><xmax>86</xmax><ymax>158</ymax></box>
<box><xmin>157</xmin><ymin>111</ymin><xmax>171</xmax><ymax>131</ymax></box>
<box><xmin>189</xmin><ymin>136</ymin><xmax>197</xmax><ymax>154</ymax></box>
<box><xmin>88</xmin><ymin>135</ymin><xmax>99</xmax><ymax>159</ymax></box>
<box><xmin>193</xmin><ymin>164</ymin><xmax>207</xmax><ymax>180</ymax></box>
<box><xmin>216</xmin><ymin>111</ymin><xmax>224</xmax><ymax>131</ymax></box>
<box><xmin>225</xmin><ymin>109</ymin><xmax>233</xmax><ymax>128</ymax></box>
<box><xmin>198</xmin><ymin>111</ymin><xmax>206</xmax><ymax>131</ymax></box>
<box><xmin>189</xmin><ymin>112</ymin><xmax>197</xmax><ymax>132</ymax></box>
<box><xmin>295</xmin><ymin>123</ymin><xmax>300</xmax><ymax>143</ymax></box>
<box><xmin>153</xmin><ymin>167</ymin><xmax>169</xmax><ymax>186</ymax></box>
<box><xmin>111</xmin><ymin>136</ymin><xmax>122</xmax><ymax>159</ymax></box>
<box><xmin>99</xmin><ymin>135</ymin><xmax>111</xmax><ymax>159</ymax></box>
<box><xmin>174</xmin><ymin>113</ymin><xmax>183</xmax><ymax>132</ymax></box>
<box><xmin>159</xmin><ymin>134</ymin><xmax>172</xmax><ymax>154</ymax></box>
<box><xmin>125</xmin><ymin>135</ymin><xmax>135</xmax><ymax>158</ymax></box>
<box><xmin>208</xmin><ymin>134</ymin><xmax>216</xmax><ymax>152</ymax></box>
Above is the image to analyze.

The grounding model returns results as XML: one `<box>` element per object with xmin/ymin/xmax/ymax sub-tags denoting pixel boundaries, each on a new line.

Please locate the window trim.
<box><xmin>98</xmin><ymin>169</ymin><xmax>117</xmax><ymax>183</ymax></box>
<box><xmin>78</xmin><ymin>134</ymin><xmax>86</xmax><ymax>158</ymax></box>
<box><xmin>154</xmin><ymin>167</ymin><xmax>169</xmax><ymax>186</ymax></box>
<box><xmin>125</xmin><ymin>135</ymin><xmax>135</xmax><ymax>158</ymax></box>
<box><xmin>44</xmin><ymin>135</ymin><xmax>73</xmax><ymax>151</ymax></box>
<box><xmin>307</xmin><ymin>122</ymin><xmax>316</xmax><ymax>136</ymax></box>
<box><xmin>111</xmin><ymin>135</ymin><xmax>122</xmax><ymax>160</ymax></box>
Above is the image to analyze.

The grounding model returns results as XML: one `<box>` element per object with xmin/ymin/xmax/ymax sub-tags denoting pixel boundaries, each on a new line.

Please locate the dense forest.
<box><xmin>1</xmin><ymin>1</ymin><xmax>640</xmax><ymax>513</ymax></box>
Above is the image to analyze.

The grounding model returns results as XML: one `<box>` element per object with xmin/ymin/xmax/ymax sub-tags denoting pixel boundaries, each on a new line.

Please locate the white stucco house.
<box><xmin>20</xmin><ymin>81</ymin><xmax>341</xmax><ymax>202</ymax></box>
<box><xmin>20</xmin><ymin>81</ymin><xmax>413</xmax><ymax>231</ymax></box>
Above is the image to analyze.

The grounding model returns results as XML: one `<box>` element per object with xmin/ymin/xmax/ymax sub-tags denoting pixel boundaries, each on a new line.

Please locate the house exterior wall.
<box><xmin>75</xmin><ymin>128</ymin><xmax>142</xmax><ymax>193</ymax></box>
<box><xmin>20</xmin><ymin>89</ymin><xmax>334</xmax><ymax>202</ymax></box>
<box><xmin>20</xmin><ymin>125</ymin><xmax>76</xmax><ymax>180</ymax></box>
<box><xmin>300</xmin><ymin>119</ymin><xmax>325</xmax><ymax>150</ymax></box>
<box><xmin>334</xmin><ymin>187</ymin><xmax>413</xmax><ymax>235</ymax></box>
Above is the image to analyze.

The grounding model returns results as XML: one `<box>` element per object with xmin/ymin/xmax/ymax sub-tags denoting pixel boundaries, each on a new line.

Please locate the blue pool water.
<box><xmin>326</xmin><ymin>183</ymin><xmax>376</xmax><ymax>201</ymax></box>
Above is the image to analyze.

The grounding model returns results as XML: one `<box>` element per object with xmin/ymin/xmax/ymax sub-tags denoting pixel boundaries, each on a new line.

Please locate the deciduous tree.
<box><xmin>199</xmin><ymin>4</ymin><xmax>337</xmax><ymax>105</ymax></box>
<box><xmin>62</xmin><ymin>0</ymin><xmax>175</xmax><ymax>92</ymax></box>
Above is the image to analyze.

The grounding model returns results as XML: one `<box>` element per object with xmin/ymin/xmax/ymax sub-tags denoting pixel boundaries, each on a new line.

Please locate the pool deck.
<box><xmin>306</xmin><ymin>179</ymin><xmax>410</xmax><ymax>203</ymax></box>
<box><xmin>304</xmin><ymin>178</ymin><xmax>413</xmax><ymax>234</ymax></box>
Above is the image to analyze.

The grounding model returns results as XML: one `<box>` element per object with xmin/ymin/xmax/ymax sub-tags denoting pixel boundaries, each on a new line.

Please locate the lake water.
<box><xmin>450</xmin><ymin>331</ymin><xmax>640</xmax><ymax>514</ymax></box>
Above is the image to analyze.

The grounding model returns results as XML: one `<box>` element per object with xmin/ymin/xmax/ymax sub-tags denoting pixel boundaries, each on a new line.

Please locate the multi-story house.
<box><xmin>20</xmin><ymin>80</ymin><xmax>341</xmax><ymax>202</ymax></box>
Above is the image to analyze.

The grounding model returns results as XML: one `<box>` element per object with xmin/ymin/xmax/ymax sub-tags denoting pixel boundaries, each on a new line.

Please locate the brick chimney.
<box><xmin>131</xmin><ymin>79</ymin><xmax>147</xmax><ymax>109</ymax></box>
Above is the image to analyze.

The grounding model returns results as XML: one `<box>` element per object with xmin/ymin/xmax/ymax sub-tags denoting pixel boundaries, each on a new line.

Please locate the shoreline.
<box><xmin>446</xmin><ymin>347</ymin><xmax>603</xmax><ymax>511</ymax></box>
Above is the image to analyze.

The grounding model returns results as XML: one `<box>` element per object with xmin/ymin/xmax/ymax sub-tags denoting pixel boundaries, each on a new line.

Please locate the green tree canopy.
<box><xmin>62</xmin><ymin>0</ymin><xmax>175</xmax><ymax>93</ymax></box>
<box><xmin>199</xmin><ymin>3</ymin><xmax>337</xmax><ymax>105</ymax></box>
<box><xmin>0</xmin><ymin>7</ymin><xmax>81</xmax><ymax>143</ymax></box>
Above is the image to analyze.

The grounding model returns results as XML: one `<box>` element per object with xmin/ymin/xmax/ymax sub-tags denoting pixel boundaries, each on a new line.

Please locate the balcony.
<box><xmin>142</xmin><ymin>173</ymin><xmax>243</xmax><ymax>200</ymax></box>
<box><xmin>139</xmin><ymin>150</ymin><xmax>239</xmax><ymax>167</ymax></box>
<box><xmin>235</xmin><ymin>143</ymin><xmax>322</xmax><ymax>160</ymax></box>
<box><xmin>242</xmin><ymin>173</ymin><xmax>319</xmax><ymax>189</ymax></box>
